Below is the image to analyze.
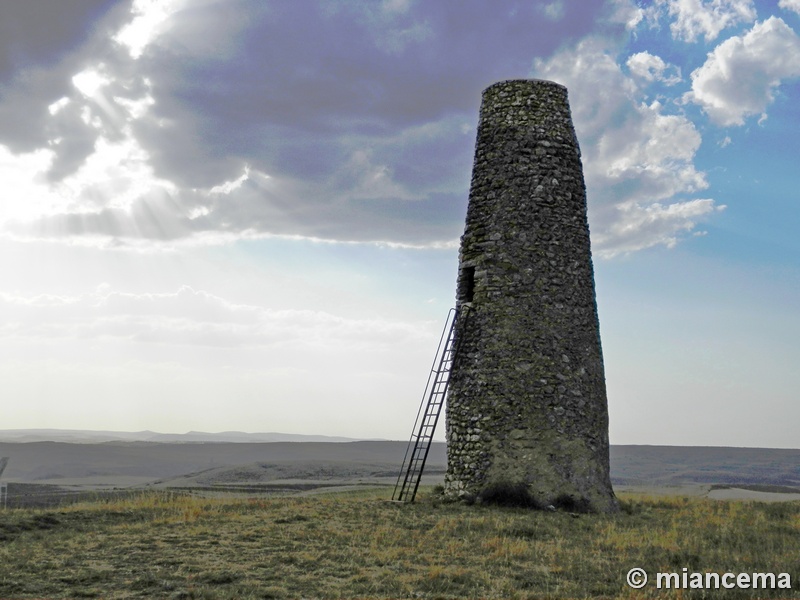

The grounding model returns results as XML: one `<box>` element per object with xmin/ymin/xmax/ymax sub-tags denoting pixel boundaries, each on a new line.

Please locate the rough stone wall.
<box><xmin>444</xmin><ymin>79</ymin><xmax>617</xmax><ymax>512</ymax></box>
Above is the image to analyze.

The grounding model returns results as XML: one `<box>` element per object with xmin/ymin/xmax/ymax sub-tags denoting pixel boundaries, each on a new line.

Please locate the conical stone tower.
<box><xmin>444</xmin><ymin>79</ymin><xmax>616</xmax><ymax>512</ymax></box>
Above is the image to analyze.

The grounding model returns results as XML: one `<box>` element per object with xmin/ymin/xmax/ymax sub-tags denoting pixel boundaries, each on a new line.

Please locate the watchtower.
<box><xmin>444</xmin><ymin>79</ymin><xmax>616</xmax><ymax>512</ymax></box>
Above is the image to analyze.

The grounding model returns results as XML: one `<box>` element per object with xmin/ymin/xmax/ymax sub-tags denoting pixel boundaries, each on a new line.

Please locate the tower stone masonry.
<box><xmin>444</xmin><ymin>79</ymin><xmax>617</xmax><ymax>512</ymax></box>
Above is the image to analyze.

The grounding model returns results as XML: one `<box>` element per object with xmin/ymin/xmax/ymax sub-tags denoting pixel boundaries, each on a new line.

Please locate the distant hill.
<box><xmin>0</xmin><ymin>440</ymin><xmax>423</xmax><ymax>484</ymax></box>
<box><xmin>0</xmin><ymin>429</ymin><xmax>361</xmax><ymax>444</ymax></box>
<box><xmin>0</xmin><ymin>437</ymin><xmax>798</xmax><ymax>490</ymax></box>
<box><xmin>611</xmin><ymin>445</ymin><xmax>800</xmax><ymax>487</ymax></box>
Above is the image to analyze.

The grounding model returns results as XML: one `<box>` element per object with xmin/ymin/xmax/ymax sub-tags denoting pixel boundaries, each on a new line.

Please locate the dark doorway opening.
<box><xmin>459</xmin><ymin>266</ymin><xmax>475</xmax><ymax>304</ymax></box>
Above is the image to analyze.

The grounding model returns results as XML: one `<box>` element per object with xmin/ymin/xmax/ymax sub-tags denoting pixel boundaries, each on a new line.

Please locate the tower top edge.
<box><xmin>483</xmin><ymin>79</ymin><xmax>567</xmax><ymax>94</ymax></box>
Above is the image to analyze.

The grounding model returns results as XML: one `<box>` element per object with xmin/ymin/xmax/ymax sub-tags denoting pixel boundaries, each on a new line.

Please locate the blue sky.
<box><xmin>0</xmin><ymin>0</ymin><xmax>798</xmax><ymax>447</ymax></box>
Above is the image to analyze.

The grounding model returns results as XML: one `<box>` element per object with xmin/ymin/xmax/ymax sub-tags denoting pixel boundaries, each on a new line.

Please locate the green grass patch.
<box><xmin>0</xmin><ymin>488</ymin><xmax>798</xmax><ymax>598</ymax></box>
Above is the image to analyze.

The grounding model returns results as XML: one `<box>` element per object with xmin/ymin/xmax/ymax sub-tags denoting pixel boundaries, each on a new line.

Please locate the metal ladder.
<box><xmin>0</xmin><ymin>457</ymin><xmax>8</xmax><ymax>509</ymax></box>
<box><xmin>392</xmin><ymin>307</ymin><xmax>462</xmax><ymax>503</ymax></box>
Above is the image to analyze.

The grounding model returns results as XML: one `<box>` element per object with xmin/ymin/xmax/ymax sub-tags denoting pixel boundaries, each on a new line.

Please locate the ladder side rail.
<box><xmin>392</xmin><ymin>309</ymin><xmax>457</xmax><ymax>501</ymax></box>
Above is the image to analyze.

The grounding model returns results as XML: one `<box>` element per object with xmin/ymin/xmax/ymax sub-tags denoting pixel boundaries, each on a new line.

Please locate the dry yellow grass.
<box><xmin>0</xmin><ymin>488</ymin><xmax>798</xmax><ymax>598</ymax></box>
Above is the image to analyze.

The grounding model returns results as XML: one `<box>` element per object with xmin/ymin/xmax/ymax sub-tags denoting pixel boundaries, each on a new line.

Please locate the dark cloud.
<box><xmin>138</xmin><ymin>0</ymin><xmax>607</xmax><ymax>185</ymax></box>
<box><xmin>0</xmin><ymin>66</ymin><xmax>71</xmax><ymax>152</ymax></box>
<box><xmin>0</xmin><ymin>0</ymin><xmax>128</xmax><ymax>155</ymax></box>
<box><xmin>0</xmin><ymin>0</ymin><xmax>124</xmax><ymax>82</ymax></box>
<box><xmin>0</xmin><ymin>0</ymin><xmax>616</xmax><ymax>247</ymax></box>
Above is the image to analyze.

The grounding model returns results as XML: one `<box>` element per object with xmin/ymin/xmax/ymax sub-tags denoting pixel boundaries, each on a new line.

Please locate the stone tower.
<box><xmin>444</xmin><ymin>79</ymin><xmax>616</xmax><ymax>512</ymax></box>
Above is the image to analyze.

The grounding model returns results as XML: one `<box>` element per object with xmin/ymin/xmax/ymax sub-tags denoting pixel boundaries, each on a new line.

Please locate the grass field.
<box><xmin>1</xmin><ymin>488</ymin><xmax>799</xmax><ymax>599</ymax></box>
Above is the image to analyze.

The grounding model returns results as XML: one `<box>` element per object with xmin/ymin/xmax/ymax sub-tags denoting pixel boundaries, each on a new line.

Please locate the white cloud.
<box><xmin>59</xmin><ymin>133</ymin><xmax>177</xmax><ymax>212</ymax></box>
<box><xmin>72</xmin><ymin>68</ymin><xmax>111</xmax><ymax>98</ymax></box>
<box><xmin>0</xmin><ymin>286</ymin><xmax>432</xmax><ymax>350</ymax></box>
<box><xmin>657</xmin><ymin>0</ymin><xmax>757</xmax><ymax>43</ymax></box>
<box><xmin>208</xmin><ymin>167</ymin><xmax>251</xmax><ymax>196</ymax></box>
<box><xmin>113</xmin><ymin>0</ymin><xmax>187</xmax><ymax>59</ymax></box>
<box><xmin>687</xmin><ymin>17</ymin><xmax>800</xmax><ymax>126</ymax></box>
<box><xmin>626</xmin><ymin>52</ymin><xmax>682</xmax><ymax>85</ymax></box>
<box><xmin>0</xmin><ymin>53</ymin><xmax>189</xmax><ymax>245</ymax></box>
<box><xmin>0</xmin><ymin>282</ymin><xmax>441</xmax><ymax>437</ymax></box>
<box><xmin>615</xmin><ymin>0</ymin><xmax>646</xmax><ymax>30</ymax></box>
<box><xmin>0</xmin><ymin>146</ymin><xmax>60</xmax><ymax>224</ymax></box>
<box><xmin>113</xmin><ymin>93</ymin><xmax>155</xmax><ymax>120</ymax></box>
<box><xmin>337</xmin><ymin>149</ymin><xmax>418</xmax><ymax>201</ymax></box>
<box><xmin>541</xmin><ymin>1</ymin><xmax>566</xmax><ymax>21</ymax></box>
<box><xmin>382</xmin><ymin>0</ymin><xmax>414</xmax><ymax>14</ymax></box>
<box><xmin>779</xmin><ymin>0</ymin><xmax>800</xmax><ymax>16</ymax></box>
<box><xmin>47</xmin><ymin>97</ymin><xmax>71</xmax><ymax>116</ymax></box>
<box><xmin>593</xmin><ymin>199</ymin><xmax>725</xmax><ymax>257</ymax></box>
<box><xmin>533</xmin><ymin>38</ymin><xmax>720</xmax><ymax>257</ymax></box>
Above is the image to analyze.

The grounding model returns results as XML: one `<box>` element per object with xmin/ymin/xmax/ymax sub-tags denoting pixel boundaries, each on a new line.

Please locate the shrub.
<box><xmin>552</xmin><ymin>493</ymin><xmax>593</xmax><ymax>513</ymax></box>
<box><xmin>476</xmin><ymin>481</ymin><xmax>542</xmax><ymax>509</ymax></box>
